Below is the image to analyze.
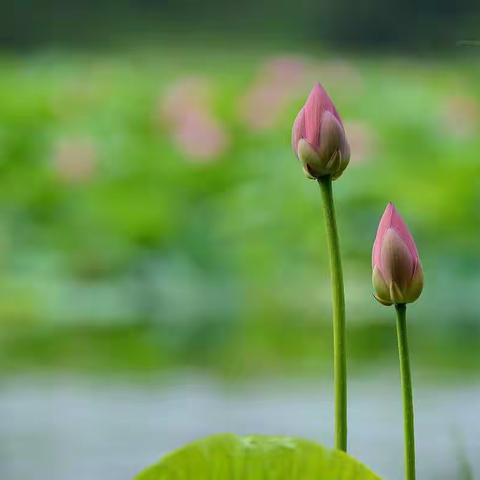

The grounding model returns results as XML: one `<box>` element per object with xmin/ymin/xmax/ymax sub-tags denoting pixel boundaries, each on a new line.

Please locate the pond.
<box><xmin>0</xmin><ymin>372</ymin><xmax>478</xmax><ymax>479</ymax></box>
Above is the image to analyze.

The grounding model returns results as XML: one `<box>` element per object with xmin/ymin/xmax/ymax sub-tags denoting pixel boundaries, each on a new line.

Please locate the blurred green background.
<box><xmin>1</xmin><ymin>2</ymin><xmax>480</xmax><ymax>479</ymax></box>
<box><xmin>1</xmin><ymin>48</ymin><xmax>479</xmax><ymax>377</ymax></box>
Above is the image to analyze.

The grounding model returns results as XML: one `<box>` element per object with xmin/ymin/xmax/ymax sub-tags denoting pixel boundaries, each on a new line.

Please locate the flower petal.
<box><xmin>304</xmin><ymin>84</ymin><xmax>343</xmax><ymax>149</ymax></box>
<box><xmin>291</xmin><ymin>107</ymin><xmax>305</xmax><ymax>157</ymax></box>
<box><xmin>380</xmin><ymin>228</ymin><xmax>415</xmax><ymax>292</ymax></box>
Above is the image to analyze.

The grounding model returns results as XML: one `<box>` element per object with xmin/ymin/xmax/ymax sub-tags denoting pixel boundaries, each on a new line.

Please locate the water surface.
<box><xmin>0</xmin><ymin>373</ymin><xmax>478</xmax><ymax>479</ymax></box>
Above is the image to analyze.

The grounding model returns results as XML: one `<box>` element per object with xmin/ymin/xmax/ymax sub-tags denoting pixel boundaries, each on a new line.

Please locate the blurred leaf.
<box><xmin>135</xmin><ymin>433</ymin><xmax>381</xmax><ymax>480</ymax></box>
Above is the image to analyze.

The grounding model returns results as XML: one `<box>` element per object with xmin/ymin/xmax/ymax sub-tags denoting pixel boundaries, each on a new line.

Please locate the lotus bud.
<box><xmin>372</xmin><ymin>203</ymin><xmax>423</xmax><ymax>306</ymax></box>
<box><xmin>292</xmin><ymin>83</ymin><xmax>350</xmax><ymax>180</ymax></box>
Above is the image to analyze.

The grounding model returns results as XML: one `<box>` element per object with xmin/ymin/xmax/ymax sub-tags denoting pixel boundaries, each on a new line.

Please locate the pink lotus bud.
<box><xmin>292</xmin><ymin>83</ymin><xmax>350</xmax><ymax>180</ymax></box>
<box><xmin>372</xmin><ymin>203</ymin><xmax>423</xmax><ymax>306</ymax></box>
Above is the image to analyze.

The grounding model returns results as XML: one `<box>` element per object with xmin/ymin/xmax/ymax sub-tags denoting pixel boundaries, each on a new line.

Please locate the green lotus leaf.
<box><xmin>135</xmin><ymin>433</ymin><xmax>381</xmax><ymax>479</ymax></box>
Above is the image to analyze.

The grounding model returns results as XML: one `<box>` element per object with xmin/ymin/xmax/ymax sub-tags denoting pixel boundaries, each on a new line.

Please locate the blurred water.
<box><xmin>0</xmin><ymin>373</ymin><xmax>478</xmax><ymax>480</ymax></box>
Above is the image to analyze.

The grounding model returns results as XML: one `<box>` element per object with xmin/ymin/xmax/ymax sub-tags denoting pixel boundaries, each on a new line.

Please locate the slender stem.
<box><xmin>318</xmin><ymin>176</ymin><xmax>347</xmax><ymax>452</ymax></box>
<box><xmin>395</xmin><ymin>303</ymin><xmax>416</xmax><ymax>480</ymax></box>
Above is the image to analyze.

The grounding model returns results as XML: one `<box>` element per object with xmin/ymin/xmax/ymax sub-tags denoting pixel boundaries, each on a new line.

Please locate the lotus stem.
<box><xmin>395</xmin><ymin>303</ymin><xmax>416</xmax><ymax>480</ymax></box>
<box><xmin>318</xmin><ymin>175</ymin><xmax>347</xmax><ymax>452</ymax></box>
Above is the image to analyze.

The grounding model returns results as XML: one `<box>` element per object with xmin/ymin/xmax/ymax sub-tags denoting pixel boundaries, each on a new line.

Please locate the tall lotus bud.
<box><xmin>292</xmin><ymin>83</ymin><xmax>350</xmax><ymax>180</ymax></box>
<box><xmin>372</xmin><ymin>203</ymin><xmax>423</xmax><ymax>306</ymax></box>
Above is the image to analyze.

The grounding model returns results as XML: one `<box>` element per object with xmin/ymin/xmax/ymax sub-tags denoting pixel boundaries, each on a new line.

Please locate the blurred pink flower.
<box><xmin>239</xmin><ymin>55</ymin><xmax>311</xmax><ymax>131</ymax></box>
<box><xmin>53</xmin><ymin>137</ymin><xmax>97</xmax><ymax>184</ymax></box>
<box><xmin>160</xmin><ymin>76</ymin><xmax>211</xmax><ymax>125</ymax></box>
<box><xmin>292</xmin><ymin>83</ymin><xmax>350</xmax><ymax>180</ymax></box>
<box><xmin>263</xmin><ymin>57</ymin><xmax>309</xmax><ymax>89</ymax></box>
<box><xmin>173</xmin><ymin>111</ymin><xmax>229</xmax><ymax>161</ymax></box>
<box><xmin>439</xmin><ymin>94</ymin><xmax>478</xmax><ymax>139</ymax></box>
<box><xmin>315</xmin><ymin>60</ymin><xmax>364</xmax><ymax>95</ymax></box>
<box><xmin>158</xmin><ymin>76</ymin><xmax>229</xmax><ymax>161</ymax></box>
<box><xmin>372</xmin><ymin>203</ymin><xmax>423</xmax><ymax>306</ymax></box>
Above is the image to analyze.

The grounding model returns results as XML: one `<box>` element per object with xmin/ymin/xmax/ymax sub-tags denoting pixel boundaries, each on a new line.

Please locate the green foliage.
<box><xmin>135</xmin><ymin>434</ymin><xmax>381</xmax><ymax>480</ymax></box>
<box><xmin>0</xmin><ymin>48</ymin><xmax>479</xmax><ymax>374</ymax></box>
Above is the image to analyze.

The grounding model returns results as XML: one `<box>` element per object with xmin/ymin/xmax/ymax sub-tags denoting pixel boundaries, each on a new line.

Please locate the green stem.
<box><xmin>395</xmin><ymin>303</ymin><xmax>416</xmax><ymax>480</ymax></box>
<box><xmin>318</xmin><ymin>176</ymin><xmax>347</xmax><ymax>452</ymax></box>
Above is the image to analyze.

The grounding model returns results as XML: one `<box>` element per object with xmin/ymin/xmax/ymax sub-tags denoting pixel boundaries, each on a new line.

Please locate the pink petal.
<box><xmin>372</xmin><ymin>203</ymin><xmax>394</xmax><ymax>269</ymax></box>
<box><xmin>389</xmin><ymin>205</ymin><xmax>419</xmax><ymax>263</ymax></box>
<box><xmin>379</xmin><ymin>228</ymin><xmax>415</xmax><ymax>289</ymax></box>
<box><xmin>291</xmin><ymin>107</ymin><xmax>305</xmax><ymax>155</ymax></box>
<box><xmin>303</xmin><ymin>83</ymin><xmax>343</xmax><ymax>149</ymax></box>
<box><xmin>372</xmin><ymin>203</ymin><xmax>420</xmax><ymax>271</ymax></box>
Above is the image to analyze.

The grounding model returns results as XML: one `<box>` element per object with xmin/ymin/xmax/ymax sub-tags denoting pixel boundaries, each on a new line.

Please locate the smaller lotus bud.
<box><xmin>372</xmin><ymin>203</ymin><xmax>423</xmax><ymax>306</ymax></box>
<box><xmin>292</xmin><ymin>83</ymin><xmax>350</xmax><ymax>180</ymax></box>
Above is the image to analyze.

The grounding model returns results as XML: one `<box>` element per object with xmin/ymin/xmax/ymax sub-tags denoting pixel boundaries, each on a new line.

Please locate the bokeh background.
<box><xmin>1</xmin><ymin>1</ymin><xmax>480</xmax><ymax>479</ymax></box>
